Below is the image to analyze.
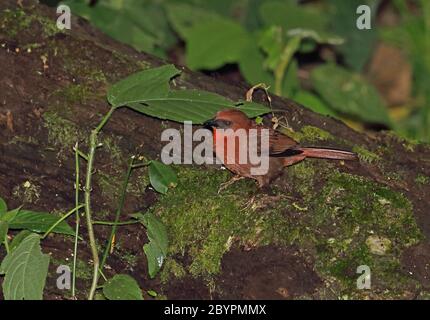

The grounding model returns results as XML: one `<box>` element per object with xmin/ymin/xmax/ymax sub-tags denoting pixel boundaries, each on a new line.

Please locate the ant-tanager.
<box><xmin>204</xmin><ymin>109</ymin><xmax>357</xmax><ymax>187</ymax></box>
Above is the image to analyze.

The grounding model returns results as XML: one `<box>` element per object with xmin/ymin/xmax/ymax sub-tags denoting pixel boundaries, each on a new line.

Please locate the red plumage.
<box><xmin>205</xmin><ymin>109</ymin><xmax>357</xmax><ymax>187</ymax></box>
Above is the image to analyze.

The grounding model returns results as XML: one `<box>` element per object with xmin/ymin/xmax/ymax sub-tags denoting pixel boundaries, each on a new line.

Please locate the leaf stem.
<box><xmin>274</xmin><ymin>35</ymin><xmax>301</xmax><ymax>96</ymax></box>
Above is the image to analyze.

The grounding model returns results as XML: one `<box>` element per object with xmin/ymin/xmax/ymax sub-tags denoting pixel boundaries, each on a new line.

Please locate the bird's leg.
<box><xmin>217</xmin><ymin>175</ymin><xmax>245</xmax><ymax>194</ymax></box>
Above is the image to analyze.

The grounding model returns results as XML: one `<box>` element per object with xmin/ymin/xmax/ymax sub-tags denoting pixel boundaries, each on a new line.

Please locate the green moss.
<box><xmin>311</xmin><ymin>171</ymin><xmax>422</xmax><ymax>294</ymax></box>
<box><xmin>88</xmin><ymin>70</ymin><xmax>108</xmax><ymax>84</ymax></box>
<box><xmin>73</xmin><ymin>259</ymin><xmax>93</xmax><ymax>280</ymax></box>
<box><xmin>51</xmin><ymin>257</ymin><xmax>93</xmax><ymax>281</ymax></box>
<box><xmin>121</xmin><ymin>251</ymin><xmax>139</xmax><ymax>267</ymax></box>
<box><xmin>152</xmin><ymin>163</ymin><xmax>422</xmax><ymax>297</ymax></box>
<box><xmin>160</xmin><ymin>259</ymin><xmax>186</xmax><ymax>284</ymax></box>
<box><xmin>100</xmin><ymin>135</ymin><xmax>123</xmax><ymax>163</ymax></box>
<box><xmin>384</xmin><ymin>170</ymin><xmax>403</xmax><ymax>182</ymax></box>
<box><xmin>149</xmin><ymin>166</ymin><xmax>259</xmax><ymax>278</ymax></box>
<box><xmin>42</xmin><ymin>111</ymin><xmax>87</xmax><ymax>157</ymax></box>
<box><xmin>128</xmin><ymin>168</ymin><xmax>150</xmax><ymax>196</ymax></box>
<box><xmin>37</xmin><ymin>15</ymin><xmax>60</xmax><ymax>37</ymax></box>
<box><xmin>151</xmin><ymin>165</ymin><xmax>312</xmax><ymax>280</ymax></box>
<box><xmin>97</xmin><ymin>171</ymin><xmax>122</xmax><ymax>203</ymax></box>
<box><xmin>7</xmin><ymin>135</ymin><xmax>38</xmax><ymax>145</ymax></box>
<box><xmin>415</xmin><ymin>174</ymin><xmax>430</xmax><ymax>185</ymax></box>
<box><xmin>285</xmin><ymin>161</ymin><xmax>316</xmax><ymax>199</ymax></box>
<box><xmin>384</xmin><ymin>131</ymin><xmax>419</xmax><ymax>152</ymax></box>
<box><xmin>0</xmin><ymin>9</ymin><xmax>32</xmax><ymax>37</ymax></box>
<box><xmin>352</xmin><ymin>145</ymin><xmax>381</xmax><ymax>164</ymax></box>
<box><xmin>0</xmin><ymin>9</ymin><xmax>61</xmax><ymax>39</ymax></box>
<box><xmin>53</xmin><ymin>84</ymin><xmax>91</xmax><ymax>106</ymax></box>
<box><xmin>62</xmin><ymin>57</ymin><xmax>108</xmax><ymax>87</ymax></box>
<box><xmin>286</xmin><ymin>125</ymin><xmax>334</xmax><ymax>143</ymax></box>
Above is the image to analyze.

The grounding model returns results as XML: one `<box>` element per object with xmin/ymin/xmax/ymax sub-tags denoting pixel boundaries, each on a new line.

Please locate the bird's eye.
<box><xmin>224</xmin><ymin>120</ymin><xmax>232</xmax><ymax>126</ymax></box>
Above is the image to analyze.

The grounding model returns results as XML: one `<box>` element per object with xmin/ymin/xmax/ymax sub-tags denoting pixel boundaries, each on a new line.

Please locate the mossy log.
<box><xmin>1</xmin><ymin>0</ymin><xmax>430</xmax><ymax>299</ymax></box>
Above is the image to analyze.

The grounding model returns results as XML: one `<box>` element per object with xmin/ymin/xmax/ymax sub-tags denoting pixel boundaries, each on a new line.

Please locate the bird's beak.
<box><xmin>203</xmin><ymin>118</ymin><xmax>218</xmax><ymax>129</ymax></box>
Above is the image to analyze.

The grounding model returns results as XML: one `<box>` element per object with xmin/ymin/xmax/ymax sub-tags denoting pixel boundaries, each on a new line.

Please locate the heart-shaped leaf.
<box><xmin>0</xmin><ymin>233</ymin><xmax>50</xmax><ymax>300</ymax></box>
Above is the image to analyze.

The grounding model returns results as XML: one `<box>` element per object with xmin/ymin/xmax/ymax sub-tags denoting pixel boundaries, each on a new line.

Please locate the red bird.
<box><xmin>204</xmin><ymin>109</ymin><xmax>357</xmax><ymax>188</ymax></box>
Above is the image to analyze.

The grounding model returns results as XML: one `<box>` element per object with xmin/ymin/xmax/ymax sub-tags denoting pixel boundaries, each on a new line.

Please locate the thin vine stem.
<box><xmin>93</xmin><ymin>220</ymin><xmax>139</xmax><ymax>226</ymax></box>
<box><xmin>99</xmin><ymin>156</ymin><xmax>135</xmax><ymax>272</ymax></box>
<box><xmin>85</xmin><ymin>106</ymin><xmax>118</xmax><ymax>300</ymax></box>
<box><xmin>72</xmin><ymin>142</ymin><xmax>81</xmax><ymax>298</ymax></box>
<box><xmin>274</xmin><ymin>35</ymin><xmax>302</xmax><ymax>96</ymax></box>
<box><xmin>41</xmin><ymin>204</ymin><xmax>85</xmax><ymax>239</ymax></box>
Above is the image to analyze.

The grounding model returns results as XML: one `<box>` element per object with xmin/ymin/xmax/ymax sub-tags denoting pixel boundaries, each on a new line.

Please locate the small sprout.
<box><xmin>255</xmin><ymin>116</ymin><xmax>264</xmax><ymax>125</ymax></box>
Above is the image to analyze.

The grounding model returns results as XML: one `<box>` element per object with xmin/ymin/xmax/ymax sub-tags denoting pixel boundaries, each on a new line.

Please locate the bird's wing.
<box><xmin>251</xmin><ymin>126</ymin><xmax>299</xmax><ymax>155</ymax></box>
<box><xmin>268</xmin><ymin>128</ymin><xmax>299</xmax><ymax>155</ymax></box>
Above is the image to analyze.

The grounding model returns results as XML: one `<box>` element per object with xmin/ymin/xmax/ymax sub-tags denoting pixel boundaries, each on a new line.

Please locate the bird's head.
<box><xmin>203</xmin><ymin>109</ymin><xmax>252</xmax><ymax>131</ymax></box>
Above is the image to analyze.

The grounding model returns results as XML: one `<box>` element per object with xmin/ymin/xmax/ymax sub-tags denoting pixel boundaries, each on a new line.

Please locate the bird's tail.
<box><xmin>298</xmin><ymin>147</ymin><xmax>358</xmax><ymax>161</ymax></box>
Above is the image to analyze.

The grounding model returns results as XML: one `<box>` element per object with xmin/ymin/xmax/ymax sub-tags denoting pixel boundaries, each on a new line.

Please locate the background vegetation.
<box><xmin>43</xmin><ymin>0</ymin><xmax>430</xmax><ymax>143</ymax></box>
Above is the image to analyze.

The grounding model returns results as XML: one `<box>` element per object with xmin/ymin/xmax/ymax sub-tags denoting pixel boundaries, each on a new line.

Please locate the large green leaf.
<box><xmin>107</xmin><ymin>64</ymin><xmax>180</xmax><ymax>107</ymax></box>
<box><xmin>239</xmin><ymin>32</ymin><xmax>299</xmax><ymax>97</ymax></box>
<box><xmin>148</xmin><ymin>160</ymin><xmax>178</xmax><ymax>195</ymax></box>
<box><xmin>167</xmin><ymin>4</ymin><xmax>251</xmax><ymax>70</ymax></box>
<box><xmin>185</xmin><ymin>18</ymin><xmax>251</xmax><ymax>70</ymax></box>
<box><xmin>294</xmin><ymin>90</ymin><xmax>337</xmax><ymax>117</ymax></box>
<box><xmin>311</xmin><ymin>64</ymin><xmax>391</xmax><ymax>125</ymax></box>
<box><xmin>129</xmin><ymin>90</ymin><xmax>270</xmax><ymax>124</ymax></box>
<box><xmin>259</xmin><ymin>1</ymin><xmax>328</xmax><ymax>32</ymax></box>
<box><xmin>239</xmin><ymin>39</ymin><xmax>275</xmax><ymax>88</ymax></box>
<box><xmin>63</xmin><ymin>0</ymin><xmax>175</xmax><ymax>56</ymax></box>
<box><xmin>165</xmin><ymin>3</ymin><xmax>222</xmax><ymax>39</ymax></box>
<box><xmin>109</xmin><ymin>65</ymin><xmax>270</xmax><ymax>123</ymax></box>
<box><xmin>0</xmin><ymin>233</ymin><xmax>50</xmax><ymax>300</ymax></box>
<box><xmin>8</xmin><ymin>210</ymin><xmax>75</xmax><ymax>236</ymax></box>
<box><xmin>103</xmin><ymin>274</ymin><xmax>143</xmax><ymax>300</ymax></box>
<box><xmin>329</xmin><ymin>0</ymin><xmax>379</xmax><ymax>71</ymax></box>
